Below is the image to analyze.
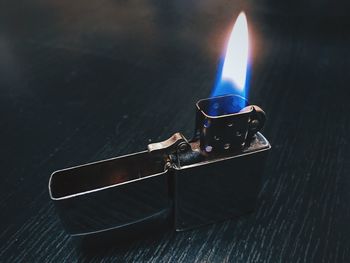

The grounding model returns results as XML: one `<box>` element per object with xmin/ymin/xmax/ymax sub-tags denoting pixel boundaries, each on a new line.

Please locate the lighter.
<box><xmin>49</xmin><ymin>94</ymin><xmax>270</xmax><ymax>236</ymax></box>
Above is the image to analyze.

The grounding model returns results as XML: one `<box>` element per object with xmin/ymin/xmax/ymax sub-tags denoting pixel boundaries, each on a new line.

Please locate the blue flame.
<box><xmin>210</xmin><ymin>56</ymin><xmax>251</xmax><ymax>108</ymax></box>
<box><xmin>209</xmin><ymin>12</ymin><xmax>250</xmax><ymax>114</ymax></box>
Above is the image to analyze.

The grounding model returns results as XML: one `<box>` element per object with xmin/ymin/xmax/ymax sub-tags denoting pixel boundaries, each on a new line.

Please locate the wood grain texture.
<box><xmin>1</xmin><ymin>0</ymin><xmax>350</xmax><ymax>262</ymax></box>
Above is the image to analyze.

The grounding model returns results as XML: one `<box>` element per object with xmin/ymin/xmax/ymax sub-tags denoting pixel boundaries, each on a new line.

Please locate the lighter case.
<box><xmin>49</xmin><ymin>95</ymin><xmax>271</xmax><ymax>236</ymax></box>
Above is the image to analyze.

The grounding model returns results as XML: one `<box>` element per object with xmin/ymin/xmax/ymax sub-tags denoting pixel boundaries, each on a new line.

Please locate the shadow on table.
<box><xmin>75</xmin><ymin>215</ymin><xmax>172</xmax><ymax>260</ymax></box>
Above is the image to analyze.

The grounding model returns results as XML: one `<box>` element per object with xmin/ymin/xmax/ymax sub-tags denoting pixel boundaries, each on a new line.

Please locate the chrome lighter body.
<box><xmin>49</xmin><ymin>95</ymin><xmax>270</xmax><ymax>236</ymax></box>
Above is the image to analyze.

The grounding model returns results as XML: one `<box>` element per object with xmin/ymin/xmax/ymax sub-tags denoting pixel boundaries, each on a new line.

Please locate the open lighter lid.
<box><xmin>49</xmin><ymin>149</ymin><xmax>171</xmax><ymax>236</ymax></box>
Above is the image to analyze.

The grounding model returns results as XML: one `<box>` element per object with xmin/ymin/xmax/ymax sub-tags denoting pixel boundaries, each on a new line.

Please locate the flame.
<box><xmin>211</xmin><ymin>12</ymin><xmax>250</xmax><ymax>99</ymax></box>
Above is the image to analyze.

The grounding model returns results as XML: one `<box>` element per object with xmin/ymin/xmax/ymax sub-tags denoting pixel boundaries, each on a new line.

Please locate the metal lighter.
<box><xmin>49</xmin><ymin>94</ymin><xmax>270</xmax><ymax>236</ymax></box>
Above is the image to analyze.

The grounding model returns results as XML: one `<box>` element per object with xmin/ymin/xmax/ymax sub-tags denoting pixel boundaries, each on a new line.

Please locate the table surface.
<box><xmin>1</xmin><ymin>0</ymin><xmax>350</xmax><ymax>262</ymax></box>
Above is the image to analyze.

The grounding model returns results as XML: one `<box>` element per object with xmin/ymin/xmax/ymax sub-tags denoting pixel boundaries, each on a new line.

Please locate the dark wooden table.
<box><xmin>1</xmin><ymin>0</ymin><xmax>350</xmax><ymax>262</ymax></box>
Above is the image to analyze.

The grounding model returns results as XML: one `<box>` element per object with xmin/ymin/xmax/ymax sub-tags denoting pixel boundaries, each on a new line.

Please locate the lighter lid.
<box><xmin>49</xmin><ymin>150</ymin><xmax>171</xmax><ymax>236</ymax></box>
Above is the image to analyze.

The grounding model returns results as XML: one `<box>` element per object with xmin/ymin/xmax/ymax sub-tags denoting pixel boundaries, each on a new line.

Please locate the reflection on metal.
<box><xmin>49</xmin><ymin>94</ymin><xmax>270</xmax><ymax>236</ymax></box>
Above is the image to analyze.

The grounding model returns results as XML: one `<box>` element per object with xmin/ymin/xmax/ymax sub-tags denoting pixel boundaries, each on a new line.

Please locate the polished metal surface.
<box><xmin>174</xmin><ymin>132</ymin><xmax>270</xmax><ymax>231</ymax></box>
<box><xmin>49</xmin><ymin>151</ymin><xmax>171</xmax><ymax>236</ymax></box>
